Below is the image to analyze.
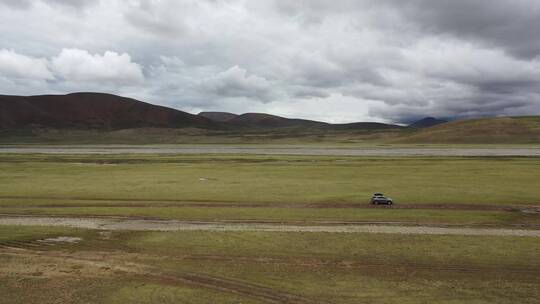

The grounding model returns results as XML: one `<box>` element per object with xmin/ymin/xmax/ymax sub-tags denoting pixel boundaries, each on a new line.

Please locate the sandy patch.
<box><xmin>38</xmin><ymin>236</ymin><xmax>82</xmax><ymax>243</ymax></box>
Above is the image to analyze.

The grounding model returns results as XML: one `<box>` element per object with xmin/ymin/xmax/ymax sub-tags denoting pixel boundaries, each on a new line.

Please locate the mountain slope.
<box><xmin>398</xmin><ymin>116</ymin><xmax>540</xmax><ymax>143</ymax></box>
<box><xmin>198</xmin><ymin>111</ymin><xmax>238</xmax><ymax>122</ymax></box>
<box><xmin>408</xmin><ymin>117</ymin><xmax>448</xmax><ymax>128</ymax></box>
<box><xmin>6</xmin><ymin>92</ymin><xmax>536</xmax><ymax>144</ymax></box>
<box><xmin>226</xmin><ymin>113</ymin><xmax>328</xmax><ymax>128</ymax></box>
<box><xmin>0</xmin><ymin>93</ymin><xmax>218</xmax><ymax>130</ymax></box>
<box><xmin>330</xmin><ymin>122</ymin><xmax>404</xmax><ymax>130</ymax></box>
<box><xmin>199</xmin><ymin>112</ymin><xmax>403</xmax><ymax>130</ymax></box>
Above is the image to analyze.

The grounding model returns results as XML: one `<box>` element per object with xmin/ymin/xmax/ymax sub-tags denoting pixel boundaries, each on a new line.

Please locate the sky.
<box><xmin>1</xmin><ymin>0</ymin><xmax>540</xmax><ymax>124</ymax></box>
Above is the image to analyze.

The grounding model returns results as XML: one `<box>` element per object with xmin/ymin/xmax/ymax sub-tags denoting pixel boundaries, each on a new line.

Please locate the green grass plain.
<box><xmin>1</xmin><ymin>153</ymin><xmax>539</xmax><ymax>226</ymax></box>
<box><xmin>1</xmin><ymin>152</ymin><xmax>539</xmax><ymax>303</ymax></box>
<box><xmin>0</xmin><ymin>204</ymin><xmax>531</xmax><ymax>226</ymax></box>
<box><xmin>1</xmin><ymin>154</ymin><xmax>539</xmax><ymax>205</ymax></box>
<box><xmin>1</xmin><ymin>225</ymin><xmax>539</xmax><ymax>303</ymax></box>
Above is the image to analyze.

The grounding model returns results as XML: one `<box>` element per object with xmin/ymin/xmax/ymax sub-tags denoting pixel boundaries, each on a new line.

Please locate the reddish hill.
<box><xmin>199</xmin><ymin>112</ymin><xmax>402</xmax><ymax>130</ymax></box>
<box><xmin>329</xmin><ymin>122</ymin><xmax>404</xmax><ymax>130</ymax></box>
<box><xmin>0</xmin><ymin>92</ymin><xmax>409</xmax><ymax>133</ymax></box>
<box><xmin>0</xmin><ymin>93</ymin><xmax>218</xmax><ymax>130</ymax></box>
<box><xmin>227</xmin><ymin>113</ymin><xmax>328</xmax><ymax>128</ymax></box>
<box><xmin>198</xmin><ymin>111</ymin><xmax>238</xmax><ymax>122</ymax></box>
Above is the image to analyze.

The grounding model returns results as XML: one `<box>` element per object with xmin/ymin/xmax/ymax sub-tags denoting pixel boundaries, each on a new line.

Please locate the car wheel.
<box><xmin>388</xmin><ymin>201</ymin><xmax>393</xmax><ymax>205</ymax></box>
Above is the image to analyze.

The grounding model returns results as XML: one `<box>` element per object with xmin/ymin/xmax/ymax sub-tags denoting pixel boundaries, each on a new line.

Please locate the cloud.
<box><xmin>402</xmin><ymin>39</ymin><xmax>540</xmax><ymax>88</ymax></box>
<box><xmin>0</xmin><ymin>49</ymin><xmax>53</xmax><ymax>80</ymax></box>
<box><xmin>0</xmin><ymin>0</ymin><xmax>539</xmax><ymax>123</ymax></box>
<box><xmin>123</xmin><ymin>0</ymin><xmax>188</xmax><ymax>38</ymax></box>
<box><xmin>44</xmin><ymin>0</ymin><xmax>93</xmax><ymax>10</ymax></box>
<box><xmin>0</xmin><ymin>0</ymin><xmax>94</xmax><ymax>10</ymax></box>
<box><xmin>389</xmin><ymin>0</ymin><xmax>540</xmax><ymax>59</ymax></box>
<box><xmin>0</xmin><ymin>0</ymin><xmax>31</xmax><ymax>9</ymax></box>
<box><xmin>51</xmin><ymin>48</ymin><xmax>144</xmax><ymax>85</ymax></box>
<box><xmin>198</xmin><ymin>66</ymin><xmax>276</xmax><ymax>102</ymax></box>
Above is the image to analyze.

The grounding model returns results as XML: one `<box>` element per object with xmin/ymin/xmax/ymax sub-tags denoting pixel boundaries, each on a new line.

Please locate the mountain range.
<box><xmin>0</xmin><ymin>93</ymin><xmax>218</xmax><ymax>130</ymax></box>
<box><xmin>1</xmin><ymin>92</ymin><xmax>539</xmax><ymax>144</ymax></box>
<box><xmin>1</xmin><ymin>92</ymin><xmax>411</xmax><ymax>130</ymax></box>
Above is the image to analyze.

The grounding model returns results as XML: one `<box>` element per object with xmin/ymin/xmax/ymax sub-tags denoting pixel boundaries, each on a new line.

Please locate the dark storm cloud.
<box><xmin>390</xmin><ymin>0</ymin><xmax>540</xmax><ymax>59</ymax></box>
<box><xmin>0</xmin><ymin>0</ymin><xmax>539</xmax><ymax>123</ymax></box>
<box><xmin>275</xmin><ymin>0</ymin><xmax>540</xmax><ymax>59</ymax></box>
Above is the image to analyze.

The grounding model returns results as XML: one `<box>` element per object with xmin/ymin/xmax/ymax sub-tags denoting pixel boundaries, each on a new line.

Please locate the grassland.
<box><xmin>1</xmin><ymin>151</ymin><xmax>539</xmax><ymax>303</ymax></box>
<box><xmin>2</xmin><ymin>204</ymin><xmax>532</xmax><ymax>226</ymax></box>
<box><xmin>1</xmin><ymin>153</ymin><xmax>539</xmax><ymax>226</ymax></box>
<box><xmin>1</xmin><ymin>225</ymin><xmax>539</xmax><ymax>303</ymax></box>
<box><xmin>1</xmin><ymin>154</ymin><xmax>539</xmax><ymax>205</ymax></box>
<box><xmin>0</xmin><ymin>126</ymin><xmax>404</xmax><ymax>145</ymax></box>
<box><xmin>397</xmin><ymin>116</ymin><xmax>540</xmax><ymax>144</ymax></box>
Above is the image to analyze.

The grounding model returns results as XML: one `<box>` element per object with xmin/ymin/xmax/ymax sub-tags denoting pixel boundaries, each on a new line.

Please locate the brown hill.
<box><xmin>226</xmin><ymin>113</ymin><xmax>329</xmax><ymax>129</ymax></box>
<box><xmin>199</xmin><ymin>112</ymin><xmax>402</xmax><ymax>130</ymax></box>
<box><xmin>329</xmin><ymin>122</ymin><xmax>404</xmax><ymax>130</ymax></box>
<box><xmin>198</xmin><ymin>111</ymin><xmax>238</xmax><ymax>122</ymax></box>
<box><xmin>0</xmin><ymin>93</ymin><xmax>405</xmax><ymax>133</ymax></box>
<box><xmin>0</xmin><ymin>92</ymin><xmax>218</xmax><ymax>130</ymax></box>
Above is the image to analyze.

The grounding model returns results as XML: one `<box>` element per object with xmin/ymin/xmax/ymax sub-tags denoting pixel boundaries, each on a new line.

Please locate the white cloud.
<box><xmin>0</xmin><ymin>49</ymin><xmax>53</xmax><ymax>80</ymax></box>
<box><xmin>261</xmin><ymin>93</ymin><xmax>379</xmax><ymax>124</ymax></box>
<box><xmin>51</xmin><ymin>48</ymin><xmax>144</xmax><ymax>85</ymax></box>
<box><xmin>1</xmin><ymin>1</ymin><xmax>540</xmax><ymax>122</ymax></box>
<box><xmin>402</xmin><ymin>39</ymin><xmax>540</xmax><ymax>87</ymax></box>
<box><xmin>0</xmin><ymin>0</ymin><xmax>94</xmax><ymax>10</ymax></box>
<box><xmin>198</xmin><ymin>66</ymin><xmax>276</xmax><ymax>102</ymax></box>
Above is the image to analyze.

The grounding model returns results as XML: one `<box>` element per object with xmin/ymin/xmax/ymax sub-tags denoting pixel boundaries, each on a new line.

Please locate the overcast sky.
<box><xmin>1</xmin><ymin>0</ymin><xmax>540</xmax><ymax>123</ymax></box>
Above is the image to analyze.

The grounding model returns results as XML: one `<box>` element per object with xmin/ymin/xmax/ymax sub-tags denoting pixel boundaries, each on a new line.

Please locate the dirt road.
<box><xmin>1</xmin><ymin>215</ymin><xmax>539</xmax><ymax>237</ymax></box>
<box><xmin>2</xmin><ymin>196</ymin><xmax>534</xmax><ymax>211</ymax></box>
<box><xmin>1</xmin><ymin>146</ymin><xmax>540</xmax><ymax>156</ymax></box>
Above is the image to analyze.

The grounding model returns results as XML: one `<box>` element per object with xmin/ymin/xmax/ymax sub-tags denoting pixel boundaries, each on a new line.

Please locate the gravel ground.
<box><xmin>1</xmin><ymin>216</ymin><xmax>539</xmax><ymax>237</ymax></box>
<box><xmin>1</xmin><ymin>146</ymin><xmax>540</xmax><ymax>156</ymax></box>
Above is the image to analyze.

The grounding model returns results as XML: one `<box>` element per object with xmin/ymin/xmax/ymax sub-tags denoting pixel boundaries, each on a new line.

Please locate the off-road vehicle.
<box><xmin>370</xmin><ymin>193</ymin><xmax>393</xmax><ymax>205</ymax></box>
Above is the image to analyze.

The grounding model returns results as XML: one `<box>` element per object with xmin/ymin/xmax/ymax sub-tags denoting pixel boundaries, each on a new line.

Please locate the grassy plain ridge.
<box><xmin>397</xmin><ymin>116</ymin><xmax>540</xmax><ymax>144</ymax></box>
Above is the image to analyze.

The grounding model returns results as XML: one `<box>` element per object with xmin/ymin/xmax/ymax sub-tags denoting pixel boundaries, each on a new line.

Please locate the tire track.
<box><xmin>2</xmin><ymin>241</ymin><xmax>538</xmax><ymax>276</ymax></box>
<box><xmin>1</xmin><ymin>195</ymin><xmax>535</xmax><ymax>211</ymax></box>
<box><xmin>179</xmin><ymin>254</ymin><xmax>540</xmax><ymax>275</ymax></box>
<box><xmin>0</xmin><ymin>247</ymin><xmax>321</xmax><ymax>304</ymax></box>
